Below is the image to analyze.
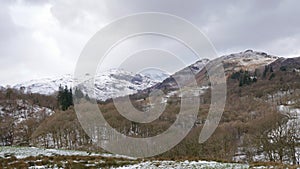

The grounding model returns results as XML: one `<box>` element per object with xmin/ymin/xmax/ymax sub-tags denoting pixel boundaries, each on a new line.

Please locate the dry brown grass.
<box><xmin>250</xmin><ymin>161</ymin><xmax>299</xmax><ymax>168</ymax></box>
<box><xmin>0</xmin><ymin>155</ymin><xmax>139</xmax><ymax>169</ymax></box>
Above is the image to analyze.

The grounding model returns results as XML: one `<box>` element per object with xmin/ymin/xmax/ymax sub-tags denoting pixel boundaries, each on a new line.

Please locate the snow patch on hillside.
<box><xmin>114</xmin><ymin>160</ymin><xmax>249</xmax><ymax>169</ymax></box>
<box><xmin>13</xmin><ymin>69</ymin><xmax>165</xmax><ymax>101</ymax></box>
<box><xmin>0</xmin><ymin>99</ymin><xmax>54</xmax><ymax>124</ymax></box>
<box><xmin>221</xmin><ymin>50</ymin><xmax>278</xmax><ymax>72</ymax></box>
<box><xmin>0</xmin><ymin>146</ymin><xmax>135</xmax><ymax>160</ymax></box>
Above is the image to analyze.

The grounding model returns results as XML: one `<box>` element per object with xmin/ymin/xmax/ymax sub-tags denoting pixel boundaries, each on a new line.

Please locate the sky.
<box><xmin>1</xmin><ymin>0</ymin><xmax>300</xmax><ymax>85</ymax></box>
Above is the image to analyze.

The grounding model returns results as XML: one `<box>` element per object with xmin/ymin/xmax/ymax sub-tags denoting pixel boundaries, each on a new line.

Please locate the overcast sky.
<box><xmin>1</xmin><ymin>0</ymin><xmax>300</xmax><ymax>85</ymax></box>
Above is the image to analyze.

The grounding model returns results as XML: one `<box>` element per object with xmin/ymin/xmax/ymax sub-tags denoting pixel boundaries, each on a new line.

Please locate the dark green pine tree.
<box><xmin>57</xmin><ymin>85</ymin><xmax>73</xmax><ymax>111</ymax></box>
<box><xmin>270</xmin><ymin>66</ymin><xmax>274</xmax><ymax>72</ymax></box>
<box><xmin>239</xmin><ymin>78</ymin><xmax>243</xmax><ymax>87</ymax></box>
<box><xmin>68</xmin><ymin>88</ymin><xmax>73</xmax><ymax>106</ymax></box>
<box><xmin>57</xmin><ymin>84</ymin><xmax>63</xmax><ymax>108</ymax></box>
<box><xmin>85</xmin><ymin>93</ymin><xmax>90</xmax><ymax>101</ymax></box>
<box><xmin>243</xmin><ymin>71</ymin><xmax>247</xmax><ymax>85</ymax></box>
<box><xmin>263</xmin><ymin>65</ymin><xmax>269</xmax><ymax>78</ymax></box>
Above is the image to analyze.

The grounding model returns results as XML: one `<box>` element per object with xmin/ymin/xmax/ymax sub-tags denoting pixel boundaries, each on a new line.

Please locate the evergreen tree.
<box><xmin>68</xmin><ymin>88</ymin><xmax>73</xmax><ymax>106</ymax></box>
<box><xmin>85</xmin><ymin>94</ymin><xmax>90</xmax><ymax>101</ymax></box>
<box><xmin>263</xmin><ymin>65</ymin><xmax>269</xmax><ymax>78</ymax></box>
<box><xmin>270</xmin><ymin>66</ymin><xmax>274</xmax><ymax>72</ymax></box>
<box><xmin>243</xmin><ymin>71</ymin><xmax>250</xmax><ymax>85</ymax></box>
<box><xmin>269</xmin><ymin>73</ymin><xmax>275</xmax><ymax>80</ymax></box>
<box><xmin>237</xmin><ymin>69</ymin><xmax>257</xmax><ymax>87</ymax></box>
<box><xmin>57</xmin><ymin>85</ymin><xmax>73</xmax><ymax>111</ymax></box>
<box><xmin>57</xmin><ymin>85</ymin><xmax>63</xmax><ymax>108</ymax></box>
<box><xmin>239</xmin><ymin>78</ymin><xmax>243</xmax><ymax>87</ymax></box>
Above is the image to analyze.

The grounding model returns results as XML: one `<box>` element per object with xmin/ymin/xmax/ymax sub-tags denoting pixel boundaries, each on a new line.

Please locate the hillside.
<box><xmin>13</xmin><ymin>69</ymin><xmax>165</xmax><ymax>101</ymax></box>
<box><xmin>1</xmin><ymin>50</ymin><xmax>300</xmax><ymax>167</ymax></box>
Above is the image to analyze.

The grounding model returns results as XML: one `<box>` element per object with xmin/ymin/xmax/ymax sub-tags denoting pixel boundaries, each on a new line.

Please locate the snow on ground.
<box><xmin>234</xmin><ymin>104</ymin><xmax>300</xmax><ymax>164</ymax></box>
<box><xmin>221</xmin><ymin>50</ymin><xmax>278</xmax><ymax>72</ymax></box>
<box><xmin>0</xmin><ymin>146</ymin><xmax>92</xmax><ymax>159</ymax></box>
<box><xmin>0</xmin><ymin>106</ymin><xmax>4</xmax><ymax>116</ymax></box>
<box><xmin>0</xmin><ymin>147</ymin><xmax>278</xmax><ymax>168</ymax></box>
<box><xmin>0</xmin><ymin>146</ymin><xmax>135</xmax><ymax>160</ymax></box>
<box><xmin>114</xmin><ymin>160</ymin><xmax>249</xmax><ymax>169</ymax></box>
<box><xmin>0</xmin><ymin>99</ymin><xmax>54</xmax><ymax>125</ymax></box>
<box><xmin>278</xmin><ymin>105</ymin><xmax>300</xmax><ymax>117</ymax></box>
<box><xmin>161</xmin><ymin>86</ymin><xmax>209</xmax><ymax>104</ymax></box>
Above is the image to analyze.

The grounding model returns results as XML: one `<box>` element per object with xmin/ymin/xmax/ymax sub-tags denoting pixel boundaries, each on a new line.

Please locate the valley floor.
<box><xmin>0</xmin><ymin>146</ymin><xmax>285</xmax><ymax>169</ymax></box>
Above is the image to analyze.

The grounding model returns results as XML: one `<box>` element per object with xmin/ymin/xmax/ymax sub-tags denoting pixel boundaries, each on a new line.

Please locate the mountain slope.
<box><xmin>148</xmin><ymin>58</ymin><xmax>210</xmax><ymax>91</ymax></box>
<box><xmin>3</xmin><ymin>50</ymin><xmax>300</xmax><ymax>164</ymax></box>
<box><xmin>13</xmin><ymin>69</ymin><xmax>165</xmax><ymax>101</ymax></box>
<box><xmin>147</xmin><ymin>50</ymin><xmax>278</xmax><ymax>92</ymax></box>
<box><xmin>0</xmin><ymin>98</ymin><xmax>54</xmax><ymax>146</ymax></box>
<box><xmin>269</xmin><ymin>56</ymin><xmax>300</xmax><ymax>72</ymax></box>
<box><xmin>13</xmin><ymin>74</ymin><xmax>74</xmax><ymax>96</ymax></box>
<box><xmin>12</xmin><ymin>50</ymin><xmax>276</xmax><ymax>101</ymax></box>
<box><xmin>218</xmin><ymin>50</ymin><xmax>279</xmax><ymax>73</ymax></box>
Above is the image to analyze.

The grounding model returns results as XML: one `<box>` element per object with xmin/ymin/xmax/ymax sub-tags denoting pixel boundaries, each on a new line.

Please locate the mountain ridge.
<box><xmin>9</xmin><ymin>50</ymin><xmax>293</xmax><ymax>101</ymax></box>
<box><xmin>13</xmin><ymin>69</ymin><xmax>163</xmax><ymax>101</ymax></box>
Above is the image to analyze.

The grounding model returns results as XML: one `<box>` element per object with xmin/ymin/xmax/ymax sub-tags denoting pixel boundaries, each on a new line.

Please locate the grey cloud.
<box><xmin>1</xmin><ymin>0</ymin><xmax>300</xmax><ymax>85</ymax></box>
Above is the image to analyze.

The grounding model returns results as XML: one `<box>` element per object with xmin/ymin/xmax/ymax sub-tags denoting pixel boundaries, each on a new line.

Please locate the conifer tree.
<box><xmin>57</xmin><ymin>85</ymin><xmax>73</xmax><ymax>111</ymax></box>
<box><xmin>263</xmin><ymin>65</ymin><xmax>269</xmax><ymax>78</ymax></box>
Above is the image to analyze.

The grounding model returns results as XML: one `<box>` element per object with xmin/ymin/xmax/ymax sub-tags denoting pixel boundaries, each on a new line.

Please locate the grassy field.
<box><xmin>0</xmin><ymin>146</ymin><xmax>251</xmax><ymax>169</ymax></box>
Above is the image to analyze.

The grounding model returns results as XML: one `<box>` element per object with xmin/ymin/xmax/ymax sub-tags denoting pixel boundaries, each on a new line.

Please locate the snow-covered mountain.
<box><xmin>75</xmin><ymin>69</ymin><xmax>165</xmax><ymax>101</ymax></box>
<box><xmin>14</xmin><ymin>74</ymin><xmax>74</xmax><ymax>95</ymax></box>
<box><xmin>141</xmin><ymin>71</ymin><xmax>170</xmax><ymax>82</ymax></box>
<box><xmin>188</xmin><ymin>58</ymin><xmax>210</xmax><ymax>74</ymax></box>
<box><xmin>13</xmin><ymin>69</ymin><xmax>166</xmax><ymax>101</ymax></box>
<box><xmin>149</xmin><ymin>58</ymin><xmax>210</xmax><ymax>91</ymax></box>
<box><xmin>12</xmin><ymin>50</ymin><xmax>279</xmax><ymax>101</ymax></box>
<box><xmin>220</xmin><ymin>49</ymin><xmax>279</xmax><ymax>72</ymax></box>
<box><xmin>151</xmin><ymin>50</ymin><xmax>279</xmax><ymax>91</ymax></box>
